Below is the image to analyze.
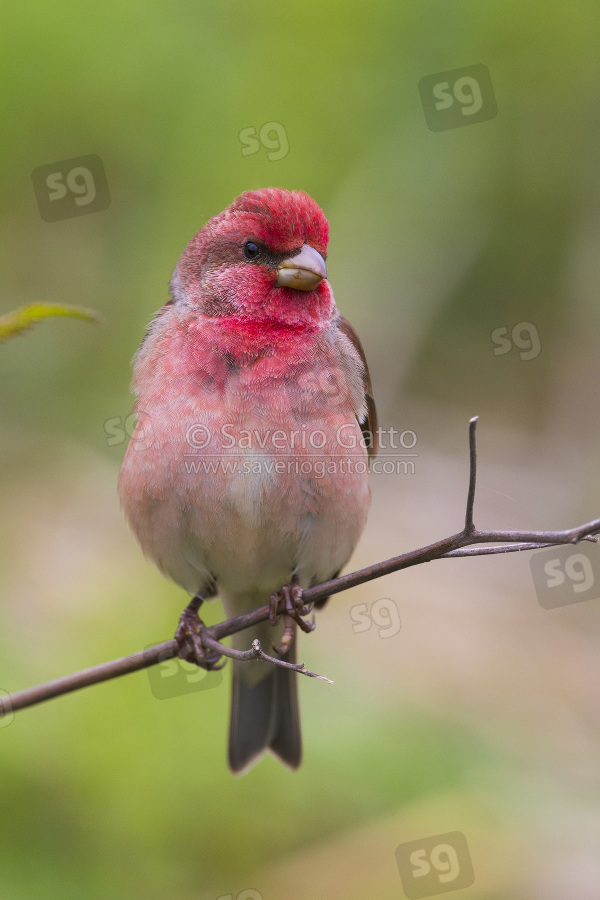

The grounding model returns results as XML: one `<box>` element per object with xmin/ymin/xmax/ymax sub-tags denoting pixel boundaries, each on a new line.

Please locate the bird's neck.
<box><xmin>191</xmin><ymin>314</ymin><xmax>327</xmax><ymax>364</ymax></box>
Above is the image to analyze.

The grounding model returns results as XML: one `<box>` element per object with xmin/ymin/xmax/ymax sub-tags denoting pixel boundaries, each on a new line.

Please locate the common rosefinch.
<box><xmin>119</xmin><ymin>188</ymin><xmax>377</xmax><ymax>773</ymax></box>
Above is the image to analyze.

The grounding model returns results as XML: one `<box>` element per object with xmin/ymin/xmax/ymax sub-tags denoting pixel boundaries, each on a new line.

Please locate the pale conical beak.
<box><xmin>276</xmin><ymin>244</ymin><xmax>327</xmax><ymax>291</ymax></box>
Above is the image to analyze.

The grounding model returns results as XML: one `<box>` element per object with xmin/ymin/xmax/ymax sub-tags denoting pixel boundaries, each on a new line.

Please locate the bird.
<box><xmin>118</xmin><ymin>187</ymin><xmax>377</xmax><ymax>773</ymax></box>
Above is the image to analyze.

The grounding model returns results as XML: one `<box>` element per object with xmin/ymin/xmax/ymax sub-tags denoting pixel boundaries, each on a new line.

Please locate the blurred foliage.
<box><xmin>1</xmin><ymin>1</ymin><xmax>600</xmax><ymax>898</ymax></box>
<box><xmin>0</xmin><ymin>303</ymin><xmax>99</xmax><ymax>343</ymax></box>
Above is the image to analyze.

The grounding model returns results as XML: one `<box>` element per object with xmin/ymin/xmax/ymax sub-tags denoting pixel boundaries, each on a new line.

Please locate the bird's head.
<box><xmin>171</xmin><ymin>188</ymin><xmax>334</xmax><ymax>330</ymax></box>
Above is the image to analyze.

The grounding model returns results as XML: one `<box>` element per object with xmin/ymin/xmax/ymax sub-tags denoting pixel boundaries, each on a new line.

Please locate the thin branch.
<box><xmin>443</xmin><ymin>539</ymin><xmax>597</xmax><ymax>558</ymax></box>
<box><xmin>464</xmin><ymin>415</ymin><xmax>478</xmax><ymax>533</ymax></box>
<box><xmin>2</xmin><ymin>417</ymin><xmax>599</xmax><ymax>720</ymax></box>
<box><xmin>3</xmin><ymin>643</ymin><xmax>173</xmax><ymax>714</ymax></box>
<box><xmin>201</xmin><ymin>635</ymin><xmax>333</xmax><ymax>683</ymax></box>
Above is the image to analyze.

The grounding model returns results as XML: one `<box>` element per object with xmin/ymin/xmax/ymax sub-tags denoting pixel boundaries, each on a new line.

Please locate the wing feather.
<box><xmin>335</xmin><ymin>316</ymin><xmax>378</xmax><ymax>458</ymax></box>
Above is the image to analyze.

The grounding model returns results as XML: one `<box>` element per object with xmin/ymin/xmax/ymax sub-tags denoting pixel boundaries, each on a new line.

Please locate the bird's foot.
<box><xmin>174</xmin><ymin>594</ymin><xmax>225</xmax><ymax>670</ymax></box>
<box><xmin>269</xmin><ymin>576</ymin><xmax>315</xmax><ymax>655</ymax></box>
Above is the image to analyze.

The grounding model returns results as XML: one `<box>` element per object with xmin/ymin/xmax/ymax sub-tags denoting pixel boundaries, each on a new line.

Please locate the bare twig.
<box><xmin>202</xmin><ymin>635</ymin><xmax>333</xmax><ymax>683</ymax></box>
<box><xmin>464</xmin><ymin>415</ymin><xmax>478</xmax><ymax>533</ymax></box>
<box><xmin>2</xmin><ymin>417</ymin><xmax>599</xmax><ymax>720</ymax></box>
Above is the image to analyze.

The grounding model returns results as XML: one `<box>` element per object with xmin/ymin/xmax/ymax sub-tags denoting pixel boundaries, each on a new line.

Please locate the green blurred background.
<box><xmin>2</xmin><ymin>1</ymin><xmax>600</xmax><ymax>897</ymax></box>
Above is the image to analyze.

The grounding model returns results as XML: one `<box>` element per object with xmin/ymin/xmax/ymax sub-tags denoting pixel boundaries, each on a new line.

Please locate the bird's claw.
<box><xmin>174</xmin><ymin>594</ymin><xmax>225</xmax><ymax>670</ymax></box>
<box><xmin>269</xmin><ymin>578</ymin><xmax>316</xmax><ymax>656</ymax></box>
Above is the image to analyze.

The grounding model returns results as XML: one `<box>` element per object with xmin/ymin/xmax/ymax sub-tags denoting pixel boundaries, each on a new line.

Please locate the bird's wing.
<box><xmin>335</xmin><ymin>315</ymin><xmax>378</xmax><ymax>458</ymax></box>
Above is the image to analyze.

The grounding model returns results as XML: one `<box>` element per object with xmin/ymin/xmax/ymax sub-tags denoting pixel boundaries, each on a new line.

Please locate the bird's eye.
<box><xmin>243</xmin><ymin>241</ymin><xmax>260</xmax><ymax>260</ymax></box>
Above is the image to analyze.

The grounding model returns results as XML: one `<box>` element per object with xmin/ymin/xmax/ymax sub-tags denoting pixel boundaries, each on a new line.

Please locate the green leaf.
<box><xmin>0</xmin><ymin>303</ymin><xmax>101</xmax><ymax>343</ymax></box>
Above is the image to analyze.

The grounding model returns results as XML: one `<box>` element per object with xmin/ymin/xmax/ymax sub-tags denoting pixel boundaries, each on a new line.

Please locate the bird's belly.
<box><xmin>181</xmin><ymin>441</ymin><xmax>370</xmax><ymax>596</ymax></box>
<box><xmin>120</xmin><ymin>397</ymin><xmax>370</xmax><ymax>598</ymax></box>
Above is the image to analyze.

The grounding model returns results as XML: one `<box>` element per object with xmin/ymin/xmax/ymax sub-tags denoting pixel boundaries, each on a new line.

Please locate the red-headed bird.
<box><xmin>119</xmin><ymin>188</ymin><xmax>377</xmax><ymax>773</ymax></box>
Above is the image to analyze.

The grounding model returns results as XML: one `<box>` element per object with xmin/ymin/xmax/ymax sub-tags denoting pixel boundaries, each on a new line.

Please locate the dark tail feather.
<box><xmin>228</xmin><ymin>634</ymin><xmax>301</xmax><ymax>774</ymax></box>
<box><xmin>312</xmin><ymin>569</ymin><xmax>341</xmax><ymax>611</ymax></box>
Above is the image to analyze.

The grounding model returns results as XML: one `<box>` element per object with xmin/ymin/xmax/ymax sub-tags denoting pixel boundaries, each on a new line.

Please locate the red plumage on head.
<box><xmin>222</xmin><ymin>188</ymin><xmax>329</xmax><ymax>256</ymax></box>
<box><xmin>172</xmin><ymin>188</ymin><xmax>334</xmax><ymax>334</ymax></box>
<box><xmin>178</xmin><ymin>188</ymin><xmax>328</xmax><ymax>267</ymax></box>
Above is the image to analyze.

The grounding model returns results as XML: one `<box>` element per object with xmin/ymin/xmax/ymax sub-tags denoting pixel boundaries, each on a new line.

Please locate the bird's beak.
<box><xmin>276</xmin><ymin>244</ymin><xmax>327</xmax><ymax>291</ymax></box>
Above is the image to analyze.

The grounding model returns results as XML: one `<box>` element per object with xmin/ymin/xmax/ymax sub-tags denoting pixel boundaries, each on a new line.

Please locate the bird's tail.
<box><xmin>228</xmin><ymin>620</ymin><xmax>301</xmax><ymax>774</ymax></box>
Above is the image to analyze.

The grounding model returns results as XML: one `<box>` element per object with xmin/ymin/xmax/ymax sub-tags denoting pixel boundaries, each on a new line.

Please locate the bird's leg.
<box><xmin>174</xmin><ymin>593</ymin><xmax>225</xmax><ymax>670</ymax></box>
<box><xmin>269</xmin><ymin>574</ymin><xmax>316</xmax><ymax>656</ymax></box>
